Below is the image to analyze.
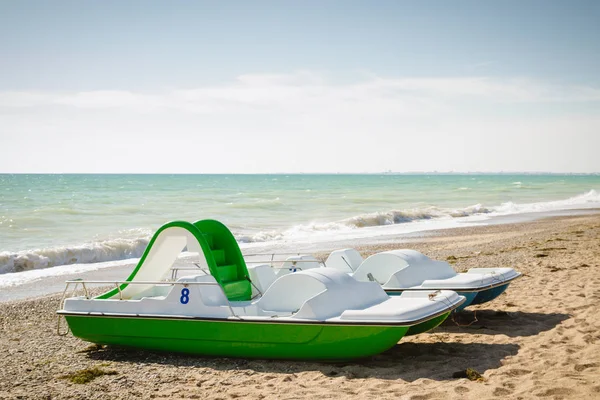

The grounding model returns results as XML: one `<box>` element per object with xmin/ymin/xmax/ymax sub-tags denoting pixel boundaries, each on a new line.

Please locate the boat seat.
<box><xmin>247</xmin><ymin>264</ymin><xmax>277</xmax><ymax>294</ymax></box>
<box><xmin>257</xmin><ymin>269</ymin><xmax>389</xmax><ymax>320</ymax></box>
<box><xmin>356</xmin><ymin>250</ymin><xmax>456</xmax><ymax>287</ymax></box>
<box><xmin>257</xmin><ymin>272</ymin><xmax>327</xmax><ymax>313</ymax></box>
<box><xmin>140</xmin><ymin>295</ymin><xmax>166</xmax><ymax>301</ymax></box>
<box><xmin>290</xmin><ymin>269</ymin><xmax>389</xmax><ymax>320</ymax></box>
<box><xmin>325</xmin><ymin>249</ymin><xmax>363</xmax><ymax>273</ymax></box>
<box><xmin>130</xmin><ymin>285</ymin><xmax>172</xmax><ymax>300</ymax></box>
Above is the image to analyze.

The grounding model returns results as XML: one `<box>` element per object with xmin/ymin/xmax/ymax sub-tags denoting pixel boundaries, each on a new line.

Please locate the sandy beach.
<box><xmin>1</xmin><ymin>213</ymin><xmax>599</xmax><ymax>400</ymax></box>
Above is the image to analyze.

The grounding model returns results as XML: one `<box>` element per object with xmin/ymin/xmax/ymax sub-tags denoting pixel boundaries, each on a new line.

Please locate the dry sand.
<box><xmin>1</xmin><ymin>214</ymin><xmax>600</xmax><ymax>400</ymax></box>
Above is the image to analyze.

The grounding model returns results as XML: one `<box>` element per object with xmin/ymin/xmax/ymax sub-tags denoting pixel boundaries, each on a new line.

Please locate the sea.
<box><xmin>1</xmin><ymin>173</ymin><xmax>600</xmax><ymax>299</ymax></box>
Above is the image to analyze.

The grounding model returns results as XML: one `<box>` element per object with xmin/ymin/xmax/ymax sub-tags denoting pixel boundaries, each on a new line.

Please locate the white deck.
<box><xmin>61</xmin><ymin>268</ymin><xmax>464</xmax><ymax>325</ymax></box>
<box><xmin>323</xmin><ymin>248</ymin><xmax>521</xmax><ymax>290</ymax></box>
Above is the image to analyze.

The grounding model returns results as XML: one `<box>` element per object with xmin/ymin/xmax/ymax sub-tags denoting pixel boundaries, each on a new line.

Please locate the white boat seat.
<box><xmin>257</xmin><ymin>269</ymin><xmax>389</xmax><ymax>320</ymax></box>
<box><xmin>257</xmin><ymin>271</ymin><xmax>326</xmax><ymax>313</ymax></box>
<box><xmin>325</xmin><ymin>249</ymin><xmax>363</xmax><ymax>273</ymax></box>
<box><xmin>354</xmin><ymin>250</ymin><xmax>456</xmax><ymax>287</ymax></box>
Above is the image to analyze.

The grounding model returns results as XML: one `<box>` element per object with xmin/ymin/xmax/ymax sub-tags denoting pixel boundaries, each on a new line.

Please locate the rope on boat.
<box><xmin>427</xmin><ymin>290</ymin><xmax>441</xmax><ymax>300</ymax></box>
<box><xmin>450</xmin><ymin>309</ymin><xmax>479</xmax><ymax>327</ymax></box>
<box><xmin>431</xmin><ymin>290</ymin><xmax>458</xmax><ymax>316</ymax></box>
<box><xmin>480</xmin><ymin>269</ymin><xmax>508</xmax><ymax>288</ymax></box>
<box><xmin>192</xmin><ymin>263</ymin><xmax>210</xmax><ymax>275</ymax></box>
<box><xmin>428</xmin><ymin>290</ymin><xmax>479</xmax><ymax>328</ymax></box>
<box><xmin>246</xmin><ymin>276</ymin><xmax>263</xmax><ymax>299</ymax></box>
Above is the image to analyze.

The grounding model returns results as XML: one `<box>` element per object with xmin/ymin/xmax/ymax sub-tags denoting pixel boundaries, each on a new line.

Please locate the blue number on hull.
<box><xmin>180</xmin><ymin>288</ymin><xmax>190</xmax><ymax>304</ymax></box>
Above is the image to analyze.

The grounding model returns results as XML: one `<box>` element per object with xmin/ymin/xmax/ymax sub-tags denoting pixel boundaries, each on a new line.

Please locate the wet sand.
<box><xmin>1</xmin><ymin>214</ymin><xmax>600</xmax><ymax>399</ymax></box>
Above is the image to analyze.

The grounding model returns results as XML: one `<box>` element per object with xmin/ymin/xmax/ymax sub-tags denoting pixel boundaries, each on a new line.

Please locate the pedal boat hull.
<box><xmin>386</xmin><ymin>280</ymin><xmax>514</xmax><ymax>311</ymax></box>
<box><xmin>59</xmin><ymin>313</ymin><xmax>413</xmax><ymax>361</ymax></box>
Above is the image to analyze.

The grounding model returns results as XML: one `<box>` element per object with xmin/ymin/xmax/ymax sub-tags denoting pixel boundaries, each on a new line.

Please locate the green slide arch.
<box><xmin>96</xmin><ymin>220</ymin><xmax>251</xmax><ymax>301</ymax></box>
<box><xmin>193</xmin><ymin>219</ymin><xmax>251</xmax><ymax>301</ymax></box>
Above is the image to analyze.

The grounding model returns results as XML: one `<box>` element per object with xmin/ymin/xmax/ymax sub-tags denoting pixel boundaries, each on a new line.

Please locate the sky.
<box><xmin>0</xmin><ymin>0</ymin><xmax>599</xmax><ymax>173</ymax></box>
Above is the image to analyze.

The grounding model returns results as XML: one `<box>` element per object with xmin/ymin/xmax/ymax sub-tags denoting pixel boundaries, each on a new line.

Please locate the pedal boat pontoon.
<box><xmin>57</xmin><ymin>220</ymin><xmax>465</xmax><ymax>361</ymax></box>
<box><xmin>248</xmin><ymin>249</ymin><xmax>520</xmax><ymax>311</ymax></box>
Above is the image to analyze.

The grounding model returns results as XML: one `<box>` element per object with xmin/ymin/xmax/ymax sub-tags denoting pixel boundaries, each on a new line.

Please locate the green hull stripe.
<box><xmin>65</xmin><ymin>315</ymin><xmax>409</xmax><ymax>360</ymax></box>
<box><xmin>405</xmin><ymin>312</ymin><xmax>449</xmax><ymax>336</ymax></box>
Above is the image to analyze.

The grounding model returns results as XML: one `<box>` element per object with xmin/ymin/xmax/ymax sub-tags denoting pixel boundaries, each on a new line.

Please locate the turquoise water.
<box><xmin>1</xmin><ymin>174</ymin><xmax>599</xmax><ymax>274</ymax></box>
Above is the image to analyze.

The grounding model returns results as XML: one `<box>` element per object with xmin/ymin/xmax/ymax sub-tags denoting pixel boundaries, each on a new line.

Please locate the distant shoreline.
<box><xmin>1</xmin><ymin>172</ymin><xmax>600</xmax><ymax>175</ymax></box>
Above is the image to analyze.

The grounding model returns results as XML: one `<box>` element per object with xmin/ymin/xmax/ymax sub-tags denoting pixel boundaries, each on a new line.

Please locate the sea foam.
<box><xmin>1</xmin><ymin>189</ymin><xmax>599</xmax><ymax>275</ymax></box>
<box><xmin>0</xmin><ymin>237</ymin><xmax>149</xmax><ymax>274</ymax></box>
<box><xmin>241</xmin><ymin>190</ymin><xmax>600</xmax><ymax>242</ymax></box>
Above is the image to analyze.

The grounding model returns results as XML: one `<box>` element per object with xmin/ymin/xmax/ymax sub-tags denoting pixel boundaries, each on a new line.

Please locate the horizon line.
<box><xmin>1</xmin><ymin>171</ymin><xmax>600</xmax><ymax>176</ymax></box>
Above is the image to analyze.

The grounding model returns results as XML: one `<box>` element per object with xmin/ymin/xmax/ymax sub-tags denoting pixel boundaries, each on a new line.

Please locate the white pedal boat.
<box><xmin>248</xmin><ymin>249</ymin><xmax>520</xmax><ymax>310</ymax></box>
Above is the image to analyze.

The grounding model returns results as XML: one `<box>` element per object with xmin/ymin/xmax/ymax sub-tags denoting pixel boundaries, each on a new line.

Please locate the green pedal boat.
<box><xmin>57</xmin><ymin>220</ymin><xmax>464</xmax><ymax>361</ymax></box>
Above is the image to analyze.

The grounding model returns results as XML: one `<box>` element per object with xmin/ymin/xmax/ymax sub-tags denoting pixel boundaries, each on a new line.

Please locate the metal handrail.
<box><xmin>58</xmin><ymin>278</ymin><xmax>91</xmax><ymax>335</ymax></box>
<box><xmin>243</xmin><ymin>252</ymin><xmax>325</xmax><ymax>264</ymax></box>
<box><xmin>243</xmin><ymin>252</ymin><xmax>305</xmax><ymax>257</ymax></box>
<box><xmin>169</xmin><ymin>266</ymin><xmax>309</xmax><ymax>271</ymax></box>
<box><xmin>170</xmin><ymin>262</ymin><xmax>208</xmax><ymax>280</ymax></box>
<box><xmin>62</xmin><ymin>279</ymin><xmax>233</xmax><ymax>285</ymax></box>
<box><xmin>170</xmin><ymin>258</ymin><xmax>321</xmax><ymax>271</ymax></box>
<box><xmin>168</xmin><ymin>258</ymin><xmax>322</xmax><ymax>281</ymax></box>
<box><xmin>60</xmin><ymin>279</ymin><xmax>240</xmax><ymax>320</ymax></box>
<box><xmin>243</xmin><ymin>259</ymin><xmax>324</xmax><ymax>264</ymax></box>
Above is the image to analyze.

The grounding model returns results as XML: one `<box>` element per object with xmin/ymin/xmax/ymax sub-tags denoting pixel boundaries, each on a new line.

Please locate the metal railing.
<box><xmin>169</xmin><ymin>258</ymin><xmax>324</xmax><ymax>281</ymax></box>
<box><xmin>243</xmin><ymin>252</ymin><xmax>325</xmax><ymax>263</ymax></box>
<box><xmin>243</xmin><ymin>252</ymin><xmax>305</xmax><ymax>258</ymax></box>
<box><xmin>57</xmin><ymin>278</ymin><xmax>241</xmax><ymax>336</ymax></box>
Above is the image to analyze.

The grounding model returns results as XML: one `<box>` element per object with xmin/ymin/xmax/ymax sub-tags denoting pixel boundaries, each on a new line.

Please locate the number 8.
<box><xmin>180</xmin><ymin>288</ymin><xmax>190</xmax><ymax>304</ymax></box>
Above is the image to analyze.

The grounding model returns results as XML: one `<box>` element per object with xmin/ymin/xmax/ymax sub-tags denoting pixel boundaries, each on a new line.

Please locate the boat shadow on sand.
<box><xmin>85</xmin><ymin>341</ymin><xmax>519</xmax><ymax>382</ymax></box>
<box><xmin>83</xmin><ymin>310</ymin><xmax>568</xmax><ymax>381</ymax></box>
<box><xmin>437</xmin><ymin>309</ymin><xmax>571</xmax><ymax>337</ymax></box>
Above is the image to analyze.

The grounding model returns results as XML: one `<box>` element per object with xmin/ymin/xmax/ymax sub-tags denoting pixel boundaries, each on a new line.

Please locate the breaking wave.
<box><xmin>240</xmin><ymin>190</ymin><xmax>600</xmax><ymax>243</ymax></box>
<box><xmin>1</xmin><ymin>190</ymin><xmax>599</xmax><ymax>274</ymax></box>
<box><xmin>0</xmin><ymin>237</ymin><xmax>149</xmax><ymax>274</ymax></box>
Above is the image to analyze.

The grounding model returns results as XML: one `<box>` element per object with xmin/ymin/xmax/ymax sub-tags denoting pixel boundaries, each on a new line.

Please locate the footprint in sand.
<box><xmin>505</xmin><ymin>368</ymin><xmax>532</xmax><ymax>377</ymax></box>
<box><xmin>582</xmin><ymin>334</ymin><xmax>596</xmax><ymax>344</ymax></box>
<box><xmin>408</xmin><ymin>394</ymin><xmax>442</xmax><ymax>400</ymax></box>
<box><xmin>535</xmin><ymin>387</ymin><xmax>575</xmax><ymax>397</ymax></box>
<box><xmin>493</xmin><ymin>387</ymin><xmax>513</xmax><ymax>396</ymax></box>
<box><xmin>454</xmin><ymin>386</ymin><xmax>469</xmax><ymax>394</ymax></box>
<box><xmin>574</xmin><ymin>362</ymin><xmax>599</xmax><ymax>372</ymax></box>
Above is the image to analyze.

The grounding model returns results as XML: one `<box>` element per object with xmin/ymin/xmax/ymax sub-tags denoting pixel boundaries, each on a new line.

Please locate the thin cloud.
<box><xmin>0</xmin><ymin>73</ymin><xmax>599</xmax><ymax>116</ymax></box>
